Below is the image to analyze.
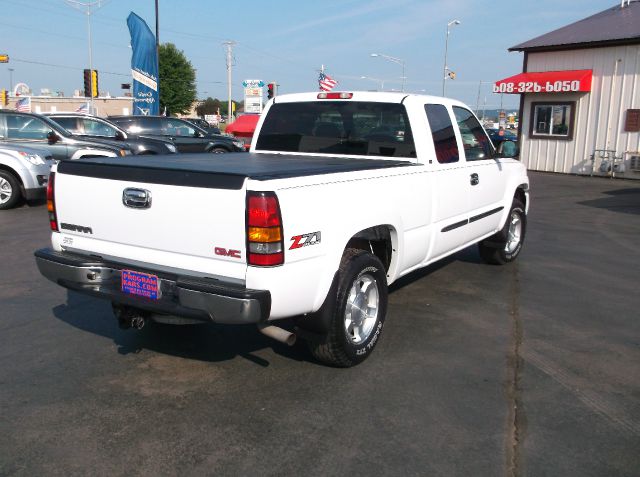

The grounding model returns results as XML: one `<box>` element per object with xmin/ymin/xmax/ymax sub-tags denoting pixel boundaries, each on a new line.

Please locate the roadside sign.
<box><xmin>244</xmin><ymin>79</ymin><xmax>263</xmax><ymax>114</ymax></box>
<box><xmin>0</xmin><ymin>54</ymin><xmax>9</xmax><ymax>63</ymax></box>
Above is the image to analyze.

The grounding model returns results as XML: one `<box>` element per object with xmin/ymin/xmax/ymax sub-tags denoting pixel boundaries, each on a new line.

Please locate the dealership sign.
<box><xmin>494</xmin><ymin>69</ymin><xmax>592</xmax><ymax>94</ymax></box>
<box><xmin>243</xmin><ymin>79</ymin><xmax>264</xmax><ymax>114</ymax></box>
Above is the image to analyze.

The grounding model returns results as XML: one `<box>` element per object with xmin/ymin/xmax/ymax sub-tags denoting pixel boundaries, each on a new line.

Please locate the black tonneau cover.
<box><xmin>57</xmin><ymin>153</ymin><xmax>415</xmax><ymax>190</ymax></box>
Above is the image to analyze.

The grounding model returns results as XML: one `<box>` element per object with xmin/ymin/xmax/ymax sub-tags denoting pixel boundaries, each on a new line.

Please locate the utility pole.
<box><xmin>223</xmin><ymin>40</ymin><xmax>236</xmax><ymax>123</ymax></box>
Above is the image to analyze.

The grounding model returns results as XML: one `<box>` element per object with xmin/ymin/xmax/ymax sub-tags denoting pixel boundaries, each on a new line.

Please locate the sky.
<box><xmin>0</xmin><ymin>0</ymin><xmax>618</xmax><ymax>111</ymax></box>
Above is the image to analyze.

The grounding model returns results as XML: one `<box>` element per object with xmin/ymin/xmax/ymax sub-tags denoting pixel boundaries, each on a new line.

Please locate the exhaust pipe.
<box><xmin>131</xmin><ymin>315</ymin><xmax>146</xmax><ymax>330</ymax></box>
<box><xmin>258</xmin><ymin>324</ymin><xmax>296</xmax><ymax>346</ymax></box>
<box><xmin>113</xmin><ymin>304</ymin><xmax>147</xmax><ymax>330</ymax></box>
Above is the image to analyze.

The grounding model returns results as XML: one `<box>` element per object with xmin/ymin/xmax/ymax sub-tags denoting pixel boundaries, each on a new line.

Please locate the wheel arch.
<box><xmin>0</xmin><ymin>164</ymin><xmax>24</xmax><ymax>187</ymax></box>
<box><xmin>343</xmin><ymin>224</ymin><xmax>398</xmax><ymax>274</ymax></box>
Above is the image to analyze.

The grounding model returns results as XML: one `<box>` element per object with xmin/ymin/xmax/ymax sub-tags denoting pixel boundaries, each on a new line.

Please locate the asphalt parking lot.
<box><xmin>1</xmin><ymin>171</ymin><xmax>639</xmax><ymax>476</ymax></box>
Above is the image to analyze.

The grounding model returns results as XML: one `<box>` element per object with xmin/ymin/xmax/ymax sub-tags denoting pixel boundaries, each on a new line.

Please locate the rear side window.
<box><xmin>453</xmin><ymin>107</ymin><xmax>494</xmax><ymax>161</ymax></box>
<box><xmin>256</xmin><ymin>101</ymin><xmax>416</xmax><ymax>158</ymax></box>
<box><xmin>424</xmin><ymin>104</ymin><xmax>459</xmax><ymax>164</ymax></box>
<box><xmin>52</xmin><ymin>117</ymin><xmax>80</xmax><ymax>133</ymax></box>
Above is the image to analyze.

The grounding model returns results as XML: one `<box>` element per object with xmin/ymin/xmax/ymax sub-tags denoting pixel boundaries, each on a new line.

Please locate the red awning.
<box><xmin>493</xmin><ymin>69</ymin><xmax>592</xmax><ymax>94</ymax></box>
<box><xmin>225</xmin><ymin>114</ymin><xmax>260</xmax><ymax>136</ymax></box>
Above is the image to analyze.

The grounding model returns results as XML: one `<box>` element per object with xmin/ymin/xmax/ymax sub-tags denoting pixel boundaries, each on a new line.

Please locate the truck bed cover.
<box><xmin>57</xmin><ymin>153</ymin><xmax>415</xmax><ymax>190</ymax></box>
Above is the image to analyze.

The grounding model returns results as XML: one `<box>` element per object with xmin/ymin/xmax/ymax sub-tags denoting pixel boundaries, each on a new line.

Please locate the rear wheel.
<box><xmin>0</xmin><ymin>170</ymin><xmax>22</xmax><ymax>210</ymax></box>
<box><xmin>478</xmin><ymin>198</ymin><xmax>526</xmax><ymax>265</ymax></box>
<box><xmin>308</xmin><ymin>248</ymin><xmax>388</xmax><ymax>367</ymax></box>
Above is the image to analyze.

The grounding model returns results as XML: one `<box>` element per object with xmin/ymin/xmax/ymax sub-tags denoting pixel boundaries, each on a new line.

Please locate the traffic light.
<box><xmin>448</xmin><ymin>71</ymin><xmax>456</xmax><ymax>80</ymax></box>
<box><xmin>91</xmin><ymin>70</ymin><xmax>99</xmax><ymax>98</ymax></box>
<box><xmin>83</xmin><ymin>69</ymin><xmax>98</xmax><ymax>97</ymax></box>
<box><xmin>83</xmin><ymin>69</ymin><xmax>91</xmax><ymax>97</ymax></box>
<box><xmin>267</xmin><ymin>82</ymin><xmax>276</xmax><ymax>100</ymax></box>
<box><xmin>1</xmin><ymin>89</ymin><xmax>7</xmax><ymax>106</ymax></box>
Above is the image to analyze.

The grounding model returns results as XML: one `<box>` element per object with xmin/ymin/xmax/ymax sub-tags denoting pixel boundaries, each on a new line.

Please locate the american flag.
<box><xmin>318</xmin><ymin>72</ymin><xmax>338</xmax><ymax>92</ymax></box>
<box><xmin>15</xmin><ymin>97</ymin><xmax>31</xmax><ymax>113</ymax></box>
<box><xmin>75</xmin><ymin>103</ymin><xmax>89</xmax><ymax>113</ymax></box>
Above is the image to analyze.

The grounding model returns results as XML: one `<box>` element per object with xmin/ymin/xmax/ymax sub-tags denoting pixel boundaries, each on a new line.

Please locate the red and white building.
<box><xmin>495</xmin><ymin>1</ymin><xmax>640</xmax><ymax>178</ymax></box>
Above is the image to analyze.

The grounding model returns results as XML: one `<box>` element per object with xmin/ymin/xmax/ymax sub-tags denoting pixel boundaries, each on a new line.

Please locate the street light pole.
<box><xmin>65</xmin><ymin>1</ymin><xmax>105</xmax><ymax>114</ymax></box>
<box><xmin>8</xmin><ymin>68</ymin><xmax>14</xmax><ymax>93</ymax></box>
<box><xmin>442</xmin><ymin>19</ymin><xmax>461</xmax><ymax>96</ymax></box>
<box><xmin>370</xmin><ymin>53</ymin><xmax>406</xmax><ymax>92</ymax></box>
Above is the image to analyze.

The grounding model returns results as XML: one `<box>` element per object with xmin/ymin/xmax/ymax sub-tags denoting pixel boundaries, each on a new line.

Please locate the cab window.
<box><xmin>424</xmin><ymin>104</ymin><xmax>459</xmax><ymax>164</ymax></box>
<box><xmin>256</xmin><ymin>101</ymin><xmax>416</xmax><ymax>158</ymax></box>
<box><xmin>452</xmin><ymin>107</ymin><xmax>494</xmax><ymax>161</ymax></box>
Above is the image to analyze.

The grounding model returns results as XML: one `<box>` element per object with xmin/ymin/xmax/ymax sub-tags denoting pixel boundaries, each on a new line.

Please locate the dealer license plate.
<box><xmin>121</xmin><ymin>269</ymin><xmax>160</xmax><ymax>300</ymax></box>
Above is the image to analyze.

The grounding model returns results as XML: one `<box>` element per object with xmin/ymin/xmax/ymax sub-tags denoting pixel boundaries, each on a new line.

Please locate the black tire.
<box><xmin>308</xmin><ymin>248</ymin><xmax>388</xmax><ymax>367</ymax></box>
<box><xmin>211</xmin><ymin>147</ymin><xmax>229</xmax><ymax>153</ymax></box>
<box><xmin>478</xmin><ymin>198</ymin><xmax>526</xmax><ymax>265</ymax></box>
<box><xmin>0</xmin><ymin>170</ymin><xmax>22</xmax><ymax>210</ymax></box>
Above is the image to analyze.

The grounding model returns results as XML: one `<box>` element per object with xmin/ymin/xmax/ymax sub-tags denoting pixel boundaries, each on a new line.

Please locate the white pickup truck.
<box><xmin>35</xmin><ymin>92</ymin><xmax>529</xmax><ymax>367</ymax></box>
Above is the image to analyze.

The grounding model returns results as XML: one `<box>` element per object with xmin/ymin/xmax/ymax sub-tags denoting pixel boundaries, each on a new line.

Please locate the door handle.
<box><xmin>470</xmin><ymin>173</ymin><xmax>479</xmax><ymax>186</ymax></box>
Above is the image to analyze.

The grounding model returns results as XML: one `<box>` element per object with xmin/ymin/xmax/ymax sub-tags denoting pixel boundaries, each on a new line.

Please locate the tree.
<box><xmin>159</xmin><ymin>43</ymin><xmax>196</xmax><ymax>115</ymax></box>
<box><xmin>196</xmin><ymin>97</ymin><xmax>222</xmax><ymax>116</ymax></box>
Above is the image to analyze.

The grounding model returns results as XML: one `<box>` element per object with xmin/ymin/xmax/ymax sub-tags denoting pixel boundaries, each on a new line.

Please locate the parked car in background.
<box><xmin>0</xmin><ymin>111</ymin><xmax>132</xmax><ymax>161</ymax></box>
<box><xmin>0</xmin><ymin>143</ymin><xmax>54</xmax><ymax>209</ymax></box>
<box><xmin>183</xmin><ymin>117</ymin><xmax>221</xmax><ymax>135</ymax></box>
<box><xmin>45</xmin><ymin>113</ymin><xmax>177</xmax><ymax>155</ymax></box>
<box><xmin>108</xmin><ymin>115</ymin><xmax>243</xmax><ymax>153</ymax></box>
<box><xmin>486</xmin><ymin>127</ymin><xmax>518</xmax><ymax>147</ymax></box>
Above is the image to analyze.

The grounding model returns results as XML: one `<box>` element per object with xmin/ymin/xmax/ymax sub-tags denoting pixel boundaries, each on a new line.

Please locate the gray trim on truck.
<box><xmin>34</xmin><ymin>248</ymin><xmax>271</xmax><ymax>324</ymax></box>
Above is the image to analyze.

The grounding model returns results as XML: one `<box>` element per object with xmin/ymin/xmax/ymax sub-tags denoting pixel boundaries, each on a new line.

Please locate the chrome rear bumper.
<box><xmin>34</xmin><ymin>248</ymin><xmax>270</xmax><ymax>324</ymax></box>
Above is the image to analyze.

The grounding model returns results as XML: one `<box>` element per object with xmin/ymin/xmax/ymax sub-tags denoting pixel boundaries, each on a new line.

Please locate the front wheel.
<box><xmin>478</xmin><ymin>198</ymin><xmax>526</xmax><ymax>265</ymax></box>
<box><xmin>211</xmin><ymin>147</ymin><xmax>229</xmax><ymax>154</ymax></box>
<box><xmin>0</xmin><ymin>171</ymin><xmax>22</xmax><ymax>210</ymax></box>
<box><xmin>307</xmin><ymin>248</ymin><xmax>388</xmax><ymax>367</ymax></box>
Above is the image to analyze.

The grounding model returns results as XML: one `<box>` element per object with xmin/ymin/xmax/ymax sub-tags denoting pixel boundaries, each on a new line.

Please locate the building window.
<box><xmin>530</xmin><ymin>102</ymin><xmax>575</xmax><ymax>140</ymax></box>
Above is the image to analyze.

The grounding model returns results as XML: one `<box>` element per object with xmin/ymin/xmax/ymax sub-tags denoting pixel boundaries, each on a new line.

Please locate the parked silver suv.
<box><xmin>0</xmin><ymin>143</ymin><xmax>54</xmax><ymax>209</ymax></box>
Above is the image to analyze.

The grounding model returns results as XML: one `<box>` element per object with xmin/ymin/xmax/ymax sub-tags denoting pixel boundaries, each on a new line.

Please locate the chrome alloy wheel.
<box><xmin>344</xmin><ymin>274</ymin><xmax>379</xmax><ymax>344</ymax></box>
<box><xmin>0</xmin><ymin>176</ymin><xmax>12</xmax><ymax>205</ymax></box>
<box><xmin>505</xmin><ymin>210</ymin><xmax>523</xmax><ymax>254</ymax></box>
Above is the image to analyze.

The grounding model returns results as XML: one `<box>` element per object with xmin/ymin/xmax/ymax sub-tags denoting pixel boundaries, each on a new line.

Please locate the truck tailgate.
<box><xmin>54</xmin><ymin>160</ymin><xmax>248</xmax><ymax>282</ymax></box>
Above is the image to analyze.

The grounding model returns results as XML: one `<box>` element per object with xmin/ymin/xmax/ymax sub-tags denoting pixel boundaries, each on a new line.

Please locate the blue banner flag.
<box><xmin>127</xmin><ymin>12</ymin><xmax>159</xmax><ymax>116</ymax></box>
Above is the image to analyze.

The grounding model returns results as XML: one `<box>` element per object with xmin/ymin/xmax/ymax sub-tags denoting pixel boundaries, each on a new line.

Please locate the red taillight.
<box><xmin>248</xmin><ymin>194</ymin><xmax>281</xmax><ymax>227</ymax></box>
<box><xmin>46</xmin><ymin>172</ymin><xmax>58</xmax><ymax>232</ymax></box>
<box><xmin>247</xmin><ymin>192</ymin><xmax>284</xmax><ymax>266</ymax></box>
<box><xmin>317</xmin><ymin>92</ymin><xmax>353</xmax><ymax>99</ymax></box>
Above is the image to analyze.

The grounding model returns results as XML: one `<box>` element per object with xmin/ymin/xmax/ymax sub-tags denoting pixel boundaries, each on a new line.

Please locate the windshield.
<box><xmin>255</xmin><ymin>101</ymin><xmax>416</xmax><ymax>158</ymax></box>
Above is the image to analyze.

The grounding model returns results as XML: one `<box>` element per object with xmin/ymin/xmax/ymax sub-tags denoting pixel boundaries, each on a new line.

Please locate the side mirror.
<box><xmin>47</xmin><ymin>130</ymin><xmax>59</xmax><ymax>144</ymax></box>
<box><xmin>194</xmin><ymin>130</ymin><xmax>203</xmax><ymax>138</ymax></box>
<box><xmin>115</xmin><ymin>130</ymin><xmax>126</xmax><ymax>140</ymax></box>
<box><xmin>497</xmin><ymin>139</ymin><xmax>518</xmax><ymax>158</ymax></box>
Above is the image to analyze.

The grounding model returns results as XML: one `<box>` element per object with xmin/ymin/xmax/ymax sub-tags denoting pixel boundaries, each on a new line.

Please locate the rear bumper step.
<box><xmin>34</xmin><ymin>248</ymin><xmax>270</xmax><ymax>324</ymax></box>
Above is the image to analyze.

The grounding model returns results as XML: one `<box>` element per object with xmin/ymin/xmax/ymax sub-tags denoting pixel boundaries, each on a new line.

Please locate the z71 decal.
<box><xmin>290</xmin><ymin>231</ymin><xmax>321</xmax><ymax>250</ymax></box>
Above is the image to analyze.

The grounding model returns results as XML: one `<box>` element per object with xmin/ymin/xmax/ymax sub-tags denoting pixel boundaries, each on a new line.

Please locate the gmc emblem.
<box><xmin>215</xmin><ymin>247</ymin><xmax>241</xmax><ymax>259</ymax></box>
